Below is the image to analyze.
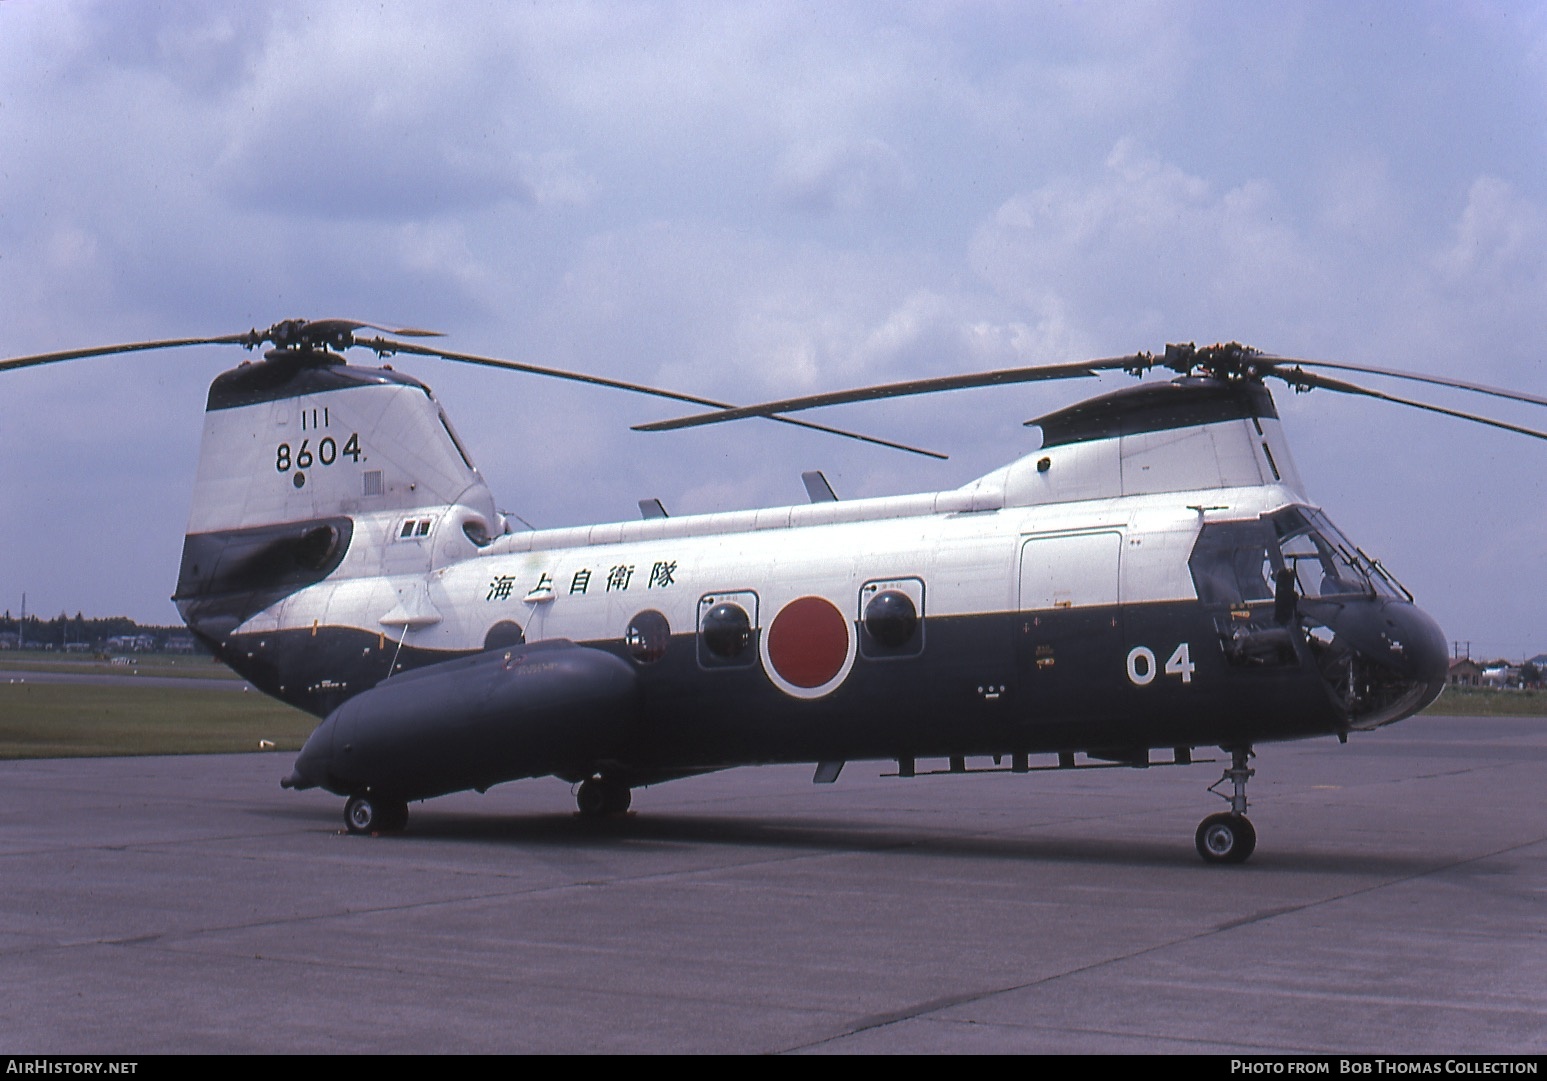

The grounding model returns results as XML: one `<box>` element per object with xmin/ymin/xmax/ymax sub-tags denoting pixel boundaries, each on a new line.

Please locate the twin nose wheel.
<box><xmin>1194</xmin><ymin>745</ymin><xmax>1257</xmax><ymax>865</ymax></box>
<box><xmin>1195</xmin><ymin>812</ymin><xmax>1256</xmax><ymax>864</ymax></box>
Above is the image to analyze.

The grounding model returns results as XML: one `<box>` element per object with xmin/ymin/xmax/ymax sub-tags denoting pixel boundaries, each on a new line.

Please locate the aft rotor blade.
<box><xmin>1287</xmin><ymin>369</ymin><xmax>1547</xmax><ymax>441</ymax></box>
<box><xmin>358</xmin><ymin>337</ymin><xmax>948</xmax><ymax>459</ymax></box>
<box><xmin>0</xmin><ymin>319</ymin><xmax>442</xmax><ymax>374</ymax></box>
<box><xmin>633</xmin><ymin>354</ymin><xmax>1149</xmax><ymax>433</ymax></box>
<box><xmin>1263</xmin><ymin>355</ymin><xmax>1547</xmax><ymax>410</ymax></box>
<box><xmin>0</xmin><ymin>333</ymin><xmax>255</xmax><ymax>373</ymax></box>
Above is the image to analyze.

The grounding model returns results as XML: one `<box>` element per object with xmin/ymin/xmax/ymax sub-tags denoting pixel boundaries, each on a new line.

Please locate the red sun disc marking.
<box><xmin>767</xmin><ymin>596</ymin><xmax>849</xmax><ymax>689</ymax></box>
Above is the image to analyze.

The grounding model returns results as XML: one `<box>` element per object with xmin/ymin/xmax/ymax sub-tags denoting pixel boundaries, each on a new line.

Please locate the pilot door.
<box><xmin>1017</xmin><ymin>530</ymin><xmax>1125</xmax><ymax>722</ymax></box>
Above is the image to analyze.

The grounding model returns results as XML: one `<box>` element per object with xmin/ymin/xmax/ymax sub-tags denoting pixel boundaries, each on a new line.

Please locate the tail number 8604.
<box><xmin>276</xmin><ymin>434</ymin><xmax>361</xmax><ymax>472</ymax></box>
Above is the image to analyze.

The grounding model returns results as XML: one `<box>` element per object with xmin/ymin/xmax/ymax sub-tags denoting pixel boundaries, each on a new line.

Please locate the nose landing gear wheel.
<box><xmin>344</xmin><ymin>793</ymin><xmax>409</xmax><ymax>835</ymax></box>
<box><xmin>1196</xmin><ymin>812</ymin><xmax>1256</xmax><ymax>864</ymax></box>
<box><xmin>1196</xmin><ymin>744</ymin><xmax>1256</xmax><ymax>863</ymax></box>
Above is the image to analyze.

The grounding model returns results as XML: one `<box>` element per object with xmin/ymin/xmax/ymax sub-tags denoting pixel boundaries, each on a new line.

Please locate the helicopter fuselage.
<box><xmin>166</xmin><ymin>356</ymin><xmax>1446</xmax><ymax>806</ymax></box>
<box><xmin>261</xmin><ymin>482</ymin><xmax>1446</xmax><ymax>796</ymax></box>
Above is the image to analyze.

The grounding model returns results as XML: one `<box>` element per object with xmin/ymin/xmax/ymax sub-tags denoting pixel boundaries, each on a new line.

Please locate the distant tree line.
<box><xmin>0</xmin><ymin>612</ymin><xmax>202</xmax><ymax>653</ymax></box>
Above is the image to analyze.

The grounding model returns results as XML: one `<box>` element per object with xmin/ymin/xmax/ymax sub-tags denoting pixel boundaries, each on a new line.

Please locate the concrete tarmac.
<box><xmin>1</xmin><ymin>713</ymin><xmax>1544</xmax><ymax>1055</ymax></box>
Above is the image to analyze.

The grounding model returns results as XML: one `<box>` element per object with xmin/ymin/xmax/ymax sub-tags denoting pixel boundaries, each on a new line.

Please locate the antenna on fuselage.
<box><xmin>801</xmin><ymin>471</ymin><xmax>839</xmax><ymax>503</ymax></box>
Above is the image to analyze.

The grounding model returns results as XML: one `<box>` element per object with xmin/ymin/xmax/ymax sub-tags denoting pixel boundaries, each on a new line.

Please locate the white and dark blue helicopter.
<box><xmin>7</xmin><ymin>321</ymin><xmax>1543</xmax><ymax>862</ymax></box>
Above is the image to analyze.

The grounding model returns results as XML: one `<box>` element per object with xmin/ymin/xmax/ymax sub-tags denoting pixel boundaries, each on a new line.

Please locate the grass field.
<box><xmin>0</xmin><ymin>678</ymin><xmax>316</xmax><ymax>758</ymax></box>
<box><xmin>0</xmin><ymin>652</ymin><xmax>244</xmax><ymax>680</ymax></box>
<box><xmin>1424</xmin><ymin>684</ymin><xmax>1547</xmax><ymax>717</ymax></box>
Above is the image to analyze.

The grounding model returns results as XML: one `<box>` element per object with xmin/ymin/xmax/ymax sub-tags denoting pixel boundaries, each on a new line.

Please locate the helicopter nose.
<box><xmin>1392</xmin><ymin>601</ymin><xmax>1449</xmax><ymax>694</ymax></box>
<box><xmin>1360</xmin><ymin>599</ymin><xmax>1448</xmax><ymax>692</ymax></box>
<box><xmin>1335</xmin><ymin>598</ymin><xmax>1449</xmax><ymax>730</ymax></box>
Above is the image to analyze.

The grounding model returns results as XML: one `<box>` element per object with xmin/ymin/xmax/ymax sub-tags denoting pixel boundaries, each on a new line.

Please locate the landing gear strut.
<box><xmin>576</xmin><ymin>776</ymin><xmax>632</xmax><ymax>817</ymax></box>
<box><xmin>1196</xmin><ymin>746</ymin><xmax>1256</xmax><ymax>864</ymax></box>
<box><xmin>344</xmin><ymin>793</ymin><xmax>409</xmax><ymax>835</ymax></box>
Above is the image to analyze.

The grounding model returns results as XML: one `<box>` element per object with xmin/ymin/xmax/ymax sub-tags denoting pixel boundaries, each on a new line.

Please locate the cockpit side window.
<box><xmin>1190</xmin><ymin>520</ymin><xmax>1277</xmax><ymax>606</ymax></box>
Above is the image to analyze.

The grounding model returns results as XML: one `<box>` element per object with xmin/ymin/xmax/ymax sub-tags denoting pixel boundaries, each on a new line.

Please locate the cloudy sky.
<box><xmin>2</xmin><ymin>1</ymin><xmax>1544</xmax><ymax>659</ymax></box>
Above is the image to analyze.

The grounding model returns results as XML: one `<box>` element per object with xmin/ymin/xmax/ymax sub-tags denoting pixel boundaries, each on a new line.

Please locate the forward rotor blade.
<box><xmin>0</xmin><ymin>333</ymin><xmax>255</xmax><ymax>373</ymax></box>
<box><xmin>1262</xmin><ymin>355</ymin><xmax>1547</xmax><ymax>410</ymax></box>
<box><xmin>1285</xmin><ymin>369</ymin><xmax>1547</xmax><ymax>441</ymax></box>
<box><xmin>357</xmin><ymin>337</ymin><xmax>948</xmax><ymax>459</ymax></box>
<box><xmin>633</xmin><ymin>354</ymin><xmax>1150</xmax><ymax>433</ymax></box>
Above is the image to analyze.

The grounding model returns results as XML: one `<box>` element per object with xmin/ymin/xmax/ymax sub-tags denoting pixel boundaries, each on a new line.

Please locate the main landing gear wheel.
<box><xmin>1195</xmin><ymin>813</ymin><xmax>1256</xmax><ymax>864</ymax></box>
<box><xmin>344</xmin><ymin>793</ymin><xmax>409</xmax><ymax>835</ymax></box>
<box><xmin>575</xmin><ymin>777</ymin><xmax>632</xmax><ymax>817</ymax></box>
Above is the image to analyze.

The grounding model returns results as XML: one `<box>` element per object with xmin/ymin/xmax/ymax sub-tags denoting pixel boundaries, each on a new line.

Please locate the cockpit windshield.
<box><xmin>1273</xmin><ymin>508</ymin><xmax>1408</xmax><ymax>601</ymax></box>
<box><xmin>1190</xmin><ymin>506</ymin><xmax>1408</xmax><ymax>608</ymax></box>
<box><xmin>1186</xmin><ymin>505</ymin><xmax>1441</xmax><ymax>729</ymax></box>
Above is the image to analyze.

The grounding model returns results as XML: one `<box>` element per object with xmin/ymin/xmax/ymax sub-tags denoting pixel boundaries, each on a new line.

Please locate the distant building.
<box><xmin>1448</xmin><ymin>657</ymin><xmax>1482</xmax><ymax>686</ymax></box>
<box><xmin>105</xmin><ymin>634</ymin><xmax>157</xmax><ymax>653</ymax></box>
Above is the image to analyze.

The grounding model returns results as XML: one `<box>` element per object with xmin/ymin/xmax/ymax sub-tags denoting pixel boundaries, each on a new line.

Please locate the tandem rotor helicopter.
<box><xmin>5</xmin><ymin>320</ymin><xmax>1544</xmax><ymax>863</ymax></box>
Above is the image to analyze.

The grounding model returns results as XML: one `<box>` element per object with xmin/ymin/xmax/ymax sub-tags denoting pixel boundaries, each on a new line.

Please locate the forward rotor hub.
<box><xmin>1162</xmin><ymin>341</ymin><xmax>1266</xmax><ymax>382</ymax></box>
<box><xmin>244</xmin><ymin>319</ymin><xmax>361</xmax><ymax>355</ymax></box>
